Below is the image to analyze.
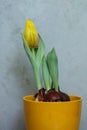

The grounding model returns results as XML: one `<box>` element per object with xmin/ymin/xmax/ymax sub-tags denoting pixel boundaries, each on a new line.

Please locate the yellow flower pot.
<box><xmin>23</xmin><ymin>95</ymin><xmax>82</xmax><ymax>130</ymax></box>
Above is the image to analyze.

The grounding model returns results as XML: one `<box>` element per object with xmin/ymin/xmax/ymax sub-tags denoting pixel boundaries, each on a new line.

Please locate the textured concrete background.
<box><xmin>0</xmin><ymin>0</ymin><xmax>87</xmax><ymax>130</ymax></box>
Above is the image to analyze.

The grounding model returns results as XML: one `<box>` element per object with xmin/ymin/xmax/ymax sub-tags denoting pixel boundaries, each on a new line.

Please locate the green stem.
<box><xmin>32</xmin><ymin>48</ymin><xmax>36</xmax><ymax>58</ymax></box>
<box><xmin>33</xmin><ymin>65</ymin><xmax>42</xmax><ymax>90</ymax></box>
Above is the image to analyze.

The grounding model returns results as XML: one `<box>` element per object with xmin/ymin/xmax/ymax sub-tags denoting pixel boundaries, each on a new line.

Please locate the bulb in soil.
<box><xmin>45</xmin><ymin>89</ymin><xmax>63</xmax><ymax>102</ymax></box>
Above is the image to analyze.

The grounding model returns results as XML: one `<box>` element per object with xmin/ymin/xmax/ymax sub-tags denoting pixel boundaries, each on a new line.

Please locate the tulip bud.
<box><xmin>24</xmin><ymin>19</ymin><xmax>39</xmax><ymax>48</ymax></box>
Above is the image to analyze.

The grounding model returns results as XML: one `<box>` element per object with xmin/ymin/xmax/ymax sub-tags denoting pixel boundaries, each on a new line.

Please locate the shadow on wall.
<box><xmin>10</xmin><ymin>112</ymin><xmax>26</xmax><ymax>130</ymax></box>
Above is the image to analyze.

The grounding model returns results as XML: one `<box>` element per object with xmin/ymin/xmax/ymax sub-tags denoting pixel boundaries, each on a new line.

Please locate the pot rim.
<box><xmin>23</xmin><ymin>95</ymin><xmax>82</xmax><ymax>104</ymax></box>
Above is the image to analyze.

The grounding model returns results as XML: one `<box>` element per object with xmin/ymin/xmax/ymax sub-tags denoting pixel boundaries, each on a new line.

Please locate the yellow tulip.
<box><xmin>24</xmin><ymin>19</ymin><xmax>39</xmax><ymax>48</ymax></box>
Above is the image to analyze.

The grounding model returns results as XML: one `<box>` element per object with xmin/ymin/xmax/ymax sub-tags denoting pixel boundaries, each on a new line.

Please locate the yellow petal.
<box><xmin>24</xmin><ymin>19</ymin><xmax>39</xmax><ymax>48</ymax></box>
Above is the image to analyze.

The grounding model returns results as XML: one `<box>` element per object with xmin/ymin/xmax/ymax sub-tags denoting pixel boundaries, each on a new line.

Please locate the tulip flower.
<box><xmin>24</xmin><ymin>19</ymin><xmax>39</xmax><ymax>48</ymax></box>
<box><xmin>22</xmin><ymin>19</ymin><xmax>45</xmax><ymax>90</ymax></box>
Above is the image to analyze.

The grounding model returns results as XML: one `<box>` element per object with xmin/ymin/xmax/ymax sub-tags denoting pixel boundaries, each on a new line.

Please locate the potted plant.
<box><xmin>22</xmin><ymin>19</ymin><xmax>82</xmax><ymax>130</ymax></box>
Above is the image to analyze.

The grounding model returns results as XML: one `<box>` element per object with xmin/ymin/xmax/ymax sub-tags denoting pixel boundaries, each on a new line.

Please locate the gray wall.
<box><xmin>0</xmin><ymin>0</ymin><xmax>87</xmax><ymax>130</ymax></box>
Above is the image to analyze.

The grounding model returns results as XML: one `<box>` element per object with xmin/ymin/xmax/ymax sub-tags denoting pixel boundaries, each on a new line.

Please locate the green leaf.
<box><xmin>36</xmin><ymin>34</ymin><xmax>45</xmax><ymax>67</ymax></box>
<box><xmin>47</xmin><ymin>48</ymin><xmax>59</xmax><ymax>91</ymax></box>
<box><xmin>42</xmin><ymin>56</ymin><xmax>51</xmax><ymax>90</ymax></box>
<box><xmin>22</xmin><ymin>34</ymin><xmax>33</xmax><ymax>59</ymax></box>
